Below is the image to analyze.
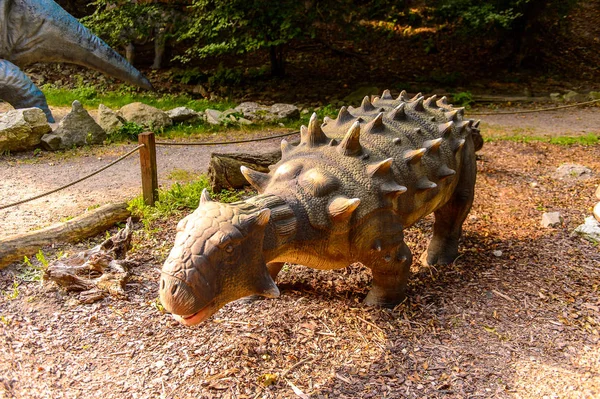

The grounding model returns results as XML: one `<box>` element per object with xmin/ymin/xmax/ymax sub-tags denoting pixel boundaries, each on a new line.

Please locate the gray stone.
<box><xmin>270</xmin><ymin>103</ymin><xmax>300</xmax><ymax>120</ymax></box>
<box><xmin>166</xmin><ymin>107</ymin><xmax>200</xmax><ymax>123</ymax></box>
<box><xmin>563</xmin><ymin>90</ymin><xmax>582</xmax><ymax>103</ymax></box>
<box><xmin>234</xmin><ymin>102</ymin><xmax>269</xmax><ymax>120</ymax></box>
<box><xmin>541</xmin><ymin>212</ymin><xmax>563</xmax><ymax>228</ymax></box>
<box><xmin>97</xmin><ymin>104</ymin><xmax>124</xmax><ymax>134</ymax></box>
<box><xmin>549</xmin><ymin>93</ymin><xmax>562</xmax><ymax>103</ymax></box>
<box><xmin>41</xmin><ymin>100</ymin><xmax>106</xmax><ymax>150</ymax></box>
<box><xmin>0</xmin><ymin>107</ymin><xmax>51</xmax><ymax>152</ymax></box>
<box><xmin>205</xmin><ymin>109</ymin><xmax>223</xmax><ymax>125</ymax></box>
<box><xmin>552</xmin><ymin>163</ymin><xmax>593</xmax><ymax>180</ymax></box>
<box><xmin>492</xmin><ymin>250</ymin><xmax>503</xmax><ymax>257</ymax></box>
<box><xmin>119</xmin><ymin>102</ymin><xmax>172</xmax><ymax>130</ymax></box>
<box><xmin>573</xmin><ymin>216</ymin><xmax>600</xmax><ymax>243</ymax></box>
<box><xmin>237</xmin><ymin>117</ymin><xmax>253</xmax><ymax>125</ymax></box>
<box><xmin>343</xmin><ymin>86</ymin><xmax>380</xmax><ymax>105</ymax></box>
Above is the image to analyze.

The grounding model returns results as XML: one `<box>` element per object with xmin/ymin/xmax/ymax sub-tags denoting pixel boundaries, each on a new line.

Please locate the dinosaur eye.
<box><xmin>225</xmin><ymin>244</ymin><xmax>234</xmax><ymax>254</ymax></box>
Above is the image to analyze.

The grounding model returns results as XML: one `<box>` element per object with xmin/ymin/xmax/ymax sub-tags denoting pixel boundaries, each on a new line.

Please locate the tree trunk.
<box><xmin>0</xmin><ymin>203</ymin><xmax>130</xmax><ymax>269</ymax></box>
<box><xmin>208</xmin><ymin>150</ymin><xmax>284</xmax><ymax>192</ymax></box>
<box><xmin>269</xmin><ymin>45</ymin><xmax>285</xmax><ymax>77</ymax></box>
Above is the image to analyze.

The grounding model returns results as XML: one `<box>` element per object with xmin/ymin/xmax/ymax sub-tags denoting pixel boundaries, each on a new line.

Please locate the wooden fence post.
<box><xmin>138</xmin><ymin>132</ymin><xmax>158</xmax><ymax>206</ymax></box>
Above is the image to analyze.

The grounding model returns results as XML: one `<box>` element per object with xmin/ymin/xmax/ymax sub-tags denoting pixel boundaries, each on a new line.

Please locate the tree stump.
<box><xmin>208</xmin><ymin>149</ymin><xmax>283</xmax><ymax>192</ymax></box>
<box><xmin>44</xmin><ymin>218</ymin><xmax>137</xmax><ymax>303</ymax></box>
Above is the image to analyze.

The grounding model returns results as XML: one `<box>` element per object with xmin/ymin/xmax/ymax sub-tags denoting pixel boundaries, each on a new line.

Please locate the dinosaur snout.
<box><xmin>159</xmin><ymin>273</ymin><xmax>202</xmax><ymax>317</ymax></box>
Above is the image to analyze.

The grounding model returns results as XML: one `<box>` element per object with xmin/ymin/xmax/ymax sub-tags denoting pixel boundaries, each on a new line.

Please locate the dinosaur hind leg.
<box><xmin>0</xmin><ymin>60</ymin><xmax>54</xmax><ymax>122</ymax></box>
<box><xmin>421</xmin><ymin>139</ymin><xmax>477</xmax><ymax>266</ymax></box>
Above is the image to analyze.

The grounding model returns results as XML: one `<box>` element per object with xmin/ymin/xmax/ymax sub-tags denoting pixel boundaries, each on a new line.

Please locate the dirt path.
<box><xmin>2</xmin><ymin>104</ymin><xmax>599</xmax><ymax>239</ymax></box>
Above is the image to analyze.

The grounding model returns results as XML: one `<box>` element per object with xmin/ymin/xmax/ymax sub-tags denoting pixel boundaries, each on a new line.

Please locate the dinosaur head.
<box><xmin>159</xmin><ymin>189</ymin><xmax>279</xmax><ymax>326</ymax></box>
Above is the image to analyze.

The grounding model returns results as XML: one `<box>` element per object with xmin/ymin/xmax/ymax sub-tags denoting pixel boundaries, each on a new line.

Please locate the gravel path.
<box><xmin>1</xmin><ymin>104</ymin><xmax>598</xmax><ymax>239</ymax></box>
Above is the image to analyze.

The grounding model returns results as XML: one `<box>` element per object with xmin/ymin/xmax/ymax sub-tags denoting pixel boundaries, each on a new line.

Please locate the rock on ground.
<box><xmin>41</xmin><ymin>101</ymin><xmax>106</xmax><ymax>151</ymax></box>
<box><xmin>119</xmin><ymin>102</ymin><xmax>172</xmax><ymax>130</ymax></box>
<box><xmin>541</xmin><ymin>212</ymin><xmax>563</xmax><ymax>228</ymax></box>
<box><xmin>166</xmin><ymin>107</ymin><xmax>201</xmax><ymax>123</ymax></box>
<box><xmin>552</xmin><ymin>163</ymin><xmax>594</xmax><ymax>180</ymax></box>
<box><xmin>234</xmin><ymin>102</ymin><xmax>299</xmax><ymax>121</ymax></box>
<box><xmin>573</xmin><ymin>216</ymin><xmax>600</xmax><ymax>243</ymax></box>
<box><xmin>97</xmin><ymin>104</ymin><xmax>125</xmax><ymax>134</ymax></box>
<box><xmin>269</xmin><ymin>103</ymin><xmax>300</xmax><ymax>119</ymax></box>
<box><xmin>205</xmin><ymin>109</ymin><xmax>223</xmax><ymax>125</ymax></box>
<box><xmin>0</xmin><ymin>108</ymin><xmax>51</xmax><ymax>152</ymax></box>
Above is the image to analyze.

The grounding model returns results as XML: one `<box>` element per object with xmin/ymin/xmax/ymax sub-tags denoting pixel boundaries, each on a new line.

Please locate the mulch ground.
<box><xmin>1</xmin><ymin>140</ymin><xmax>599</xmax><ymax>399</ymax></box>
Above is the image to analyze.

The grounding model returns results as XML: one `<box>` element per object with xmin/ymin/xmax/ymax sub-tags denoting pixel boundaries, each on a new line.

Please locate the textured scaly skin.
<box><xmin>160</xmin><ymin>90</ymin><xmax>482</xmax><ymax>325</ymax></box>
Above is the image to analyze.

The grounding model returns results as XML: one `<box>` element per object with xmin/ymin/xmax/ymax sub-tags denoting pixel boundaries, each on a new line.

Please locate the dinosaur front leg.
<box><xmin>0</xmin><ymin>60</ymin><xmax>54</xmax><ymax>122</ymax></box>
<box><xmin>364</xmin><ymin>241</ymin><xmax>412</xmax><ymax>307</ymax></box>
<box><xmin>421</xmin><ymin>139</ymin><xmax>477</xmax><ymax>266</ymax></box>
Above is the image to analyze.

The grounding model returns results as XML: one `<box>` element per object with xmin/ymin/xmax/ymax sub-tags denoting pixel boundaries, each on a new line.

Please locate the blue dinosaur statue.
<box><xmin>0</xmin><ymin>0</ymin><xmax>152</xmax><ymax>122</ymax></box>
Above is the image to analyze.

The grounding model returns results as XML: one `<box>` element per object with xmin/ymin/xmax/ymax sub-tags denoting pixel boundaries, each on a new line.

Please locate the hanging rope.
<box><xmin>468</xmin><ymin>98</ymin><xmax>600</xmax><ymax>116</ymax></box>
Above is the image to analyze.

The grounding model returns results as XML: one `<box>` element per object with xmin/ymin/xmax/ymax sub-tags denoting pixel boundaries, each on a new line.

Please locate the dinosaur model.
<box><xmin>0</xmin><ymin>0</ymin><xmax>152</xmax><ymax>122</ymax></box>
<box><xmin>159</xmin><ymin>90</ymin><xmax>483</xmax><ymax>326</ymax></box>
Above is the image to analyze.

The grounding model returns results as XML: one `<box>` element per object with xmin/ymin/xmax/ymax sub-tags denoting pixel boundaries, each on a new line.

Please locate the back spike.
<box><xmin>381</xmin><ymin>182</ymin><xmax>407</xmax><ymax>197</ymax></box>
<box><xmin>439</xmin><ymin>121</ymin><xmax>454</xmax><ymax>138</ymax></box>
<box><xmin>424</xmin><ymin>137</ymin><xmax>443</xmax><ymax>153</ymax></box>
<box><xmin>301</xmin><ymin>112</ymin><xmax>328</xmax><ymax>146</ymax></box>
<box><xmin>410</xmin><ymin>96</ymin><xmax>425</xmax><ymax>112</ymax></box>
<box><xmin>453</xmin><ymin>138</ymin><xmax>466</xmax><ymax>152</ymax></box>
<box><xmin>387</xmin><ymin>103</ymin><xmax>406</xmax><ymax>121</ymax></box>
<box><xmin>360</xmin><ymin>96</ymin><xmax>375</xmax><ymax>112</ymax></box>
<box><xmin>410</xmin><ymin>92</ymin><xmax>423</xmax><ymax>101</ymax></box>
<box><xmin>372</xmin><ymin>96</ymin><xmax>380</xmax><ymax>103</ymax></box>
<box><xmin>437</xmin><ymin>96</ymin><xmax>449</xmax><ymax>107</ymax></box>
<box><xmin>473</xmin><ymin>119</ymin><xmax>481</xmax><ymax>128</ymax></box>
<box><xmin>424</xmin><ymin>95</ymin><xmax>438</xmax><ymax>108</ymax></box>
<box><xmin>338</xmin><ymin>121</ymin><xmax>363</xmax><ymax>156</ymax></box>
<box><xmin>381</xmin><ymin>89</ymin><xmax>393</xmax><ymax>100</ymax></box>
<box><xmin>335</xmin><ymin>106</ymin><xmax>354</xmax><ymax>125</ymax></box>
<box><xmin>438</xmin><ymin>165</ymin><xmax>456</xmax><ymax>180</ymax></box>
<box><xmin>199</xmin><ymin>188</ymin><xmax>212</xmax><ymax>206</ymax></box>
<box><xmin>445</xmin><ymin>110</ymin><xmax>459</xmax><ymax>121</ymax></box>
<box><xmin>281</xmin><ymin>138</ymin><xmax>293</xmax><ymax>155</ymax></box>
<box><xmin>403</xmin><ymin>148</ymin><xmax>427</xmax><ymax>164</ymax></box>
<box><xmin>392</xmin><ymin>137</ymin><xmax>402</xmax><ymax>145</ymax></box>
<box><xmin>240</xmin><ymin>166</ymin><xmax>270</xmax><ymax>193</ymax></box>
<box><xmin>367</xmin><ymin>158</ymin><xmax>393</xmax><ymax>177</ymax></box>
<box><xmin>416</xmin><ymin>178</ymin><xmax>437</xmax><ymax>191</ymax></box>
<box><xmin>364</xmin><ymin>112</ymin><xmax>384</xmax><ymax>134</ymax></box>
<box><xmin>397</xmin><ymin>90</ymin><xmax>409</xmax><ymax>101</ymax></box>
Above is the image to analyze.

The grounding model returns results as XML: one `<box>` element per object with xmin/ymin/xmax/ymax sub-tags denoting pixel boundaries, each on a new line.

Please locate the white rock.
<box><xmin>541</xmin><ymin>212</ymin><xmax>563</xmax><ymax>228</ymax></box>
<box><xmin>166</xmin><ymin>107</ymin><xmax>199</xmax><ymax>123</ymax></box>
<box><xmin>0</xmin><ymin>108</ymin><xmax>51</xmax><ymax>152</ymax></box>
<box><xmin>97</xmin><ymin>104</ymin><xmax>124</xmax><ymax>134</ymax></box>
<box><xmin>119</xmin><ymin>102</ymin><xmax>172</xmax><ymax>130</ymax></box>
<box><xmin>269</xmin><ymin>103</ymin><xmax>299</xmax><ymax>119</ymax></box>
<box><xmin>552</xmin><ymin>164</ymin><xmax>593</xmax><ymax>180</ymax></box>
<box><xmin>492</xmin><ymin>250</ymin><xmax>503</xmax><ymax>257</ymax></box>
<box><xmin>573</xmin><ymin>216</ymin><xmax>600</xmax><ymax>243</ymax></box>
<box><xmin>205</xmin><ymin>109</ymin><xmax>223</xmax><ymax>125</ymax></box>
<box><xmin>41</xmin><ymin>101</ymin><xmax>106</xmax><ymax>151</ymax></box>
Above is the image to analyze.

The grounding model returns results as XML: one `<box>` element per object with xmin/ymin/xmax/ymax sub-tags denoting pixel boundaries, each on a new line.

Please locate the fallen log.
<box><xmin>0</xmin><ymin>202</ymin><xmax>130</xmax><ymax>269</ymax></box>
<box><xmin>208</xmin><ymin>149</ymin><xmax>283</xmax><ymax>192</ymax></box>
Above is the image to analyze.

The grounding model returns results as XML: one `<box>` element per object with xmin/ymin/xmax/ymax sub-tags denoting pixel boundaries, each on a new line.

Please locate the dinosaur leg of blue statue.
<box><xmin>0</xmin><ymin>60</ymin><xmax>54</xmax><ymax>122</ymax></box>
<box><xmin>422</xmin><ymin>138</ymin><xmax>477</xmax><ymax>266</ymax></box>
<box><xmin>364</xmin><ymin>241</ymin><xmax>412</xmax><ymax>307</ymax></box>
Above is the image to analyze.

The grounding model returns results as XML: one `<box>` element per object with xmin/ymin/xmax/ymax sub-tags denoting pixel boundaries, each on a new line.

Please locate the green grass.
<box><xmin>128</xmin><ymin>174</ymin><xmax>252</xmax><ymax>228</ymax></box>
<box><xmin>484</xmin><ymin>133</ymin><xmax>599</xmax><ymax>146</ymax></box>
<box><xmin>41</xmin><ymin>84</ymin><xmax>236</xmax><ymax>112</ymax></box>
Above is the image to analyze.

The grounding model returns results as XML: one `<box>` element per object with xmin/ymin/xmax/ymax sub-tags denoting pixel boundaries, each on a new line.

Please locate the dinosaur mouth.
<box><xmin>171</xmin><ymin>300</ymin><xmax>216</xmax><ymax>326</ymax></box>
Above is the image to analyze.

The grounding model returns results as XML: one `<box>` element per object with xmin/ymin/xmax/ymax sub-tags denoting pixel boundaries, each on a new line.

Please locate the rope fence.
<box><xmin>0</xmin><ymin>97</ymin><xmax>597</xmax><ymax>212</ymax></box>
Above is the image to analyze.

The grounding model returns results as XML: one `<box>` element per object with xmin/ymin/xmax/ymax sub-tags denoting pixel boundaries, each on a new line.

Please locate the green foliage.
<box><xmin>111</xmin><ymin>122</ymin><xmax>144</xmax><ymax>142</ymax></box>
<box><xmin>18</xmin><ymin>252</ymin><xmax>47</xmax><ymax>282</ymax></box>
<box><xmin>452</xmin><ymin>91</ymin><xmax>474</xmax><ymax>107</ymax></box>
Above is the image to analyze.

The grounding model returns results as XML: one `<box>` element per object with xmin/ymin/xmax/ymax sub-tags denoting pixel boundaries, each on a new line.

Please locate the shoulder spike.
<box><xmin>328</xmin><ymin>197</ymin><xmax>360</xmax><ymax>221</ymax></box>
<box><xmin>438</xmin><ymin>165</ymin><xmax>456</xmax><ymax>180</ymax></box>
<box><xmin>360</xmin><ymin>96</ymin><xmax>375</xmax><ymax>112</ymax></box>
<box><xmin>329</xmin><ymin>138</ymin><xmax>338</xmax><ymax>146</ymax></box>
<box><xmin>416</xmin><ymin>178</ymin><xmax>437</xmax><ymax>191</ymax></box>
<box><xmin>439</xmin><ymin>121</ymin><xmax>454</xmax><ymax>138</ymax></box>
<box><xmin>335</xmin><ymin>106</ymin><xmax>354</xmax><ymax>125</ymax></box>
<box><xmin>437</xmin><ymin>96</ymin><xmax>449</xmax><ymax>107</ymax></box>
<box><xmin>424</xmin><ymin>137</ymin><xmax>443</xmax><ymax>153</ymax></box>
<box><xmin>323</xmin><ymin>116</ymin><xmax>332</xmax><ymax>123</ymax></box>
<box><xmin>410</xmin><ymin>92</ymin><xmax>423</xmax><ymax>101</ymax></box>
<box><xmin>403</xmin><ymin>148</ymin><xmax>427</xmax><ymax>164</ymax></box>
<box><xmin>199</xmin><ymin>188</ymin><xmax>212</xmax><ymax>206</ymax></box>
<box><xmin>455</xmin><ymin>107</ymin><xmax>465</xmax><ymax>116</ymax></box>
<box><xmin>338</xmin><ymin>121</ymin><xmax>363</xmax><ymax>156</ymax></box>
<box><xmin>364</xmin><ymin>112</ymin><xmax>384</xmax><ymax>134</ymax></box>
<box><xmin>281</xmin><ymin>138</ymin><xmax>293</xmax><ymax>155</ymax></box>
<box><xmin>381</xmin><ymin>89</ymin><xmax>393</xmax><ymax>100</ymax></box>
<box><xmin>453</xmin><ymin>138</ymin><xmax>466</xmax><ymax>152</ymax></box>
<box><xmin>367</xmin><ymin>157</ymin><xmax>393</xmax><ymax>177</ymax></box>
<box><xmin>424</xmin><ymin>95</ymin><xmax>438</xmax><ymax>108</ymax></box>
<box><xmin>473</xmin><ymin>120</ymin><xmax>481</xmax><ymax>128</ymax></box>
<box><xmin>397</xmin><ymin>90</ymin><xmax>409</xmax><ymax>101</ymax></box>
<box><xmin>300</xmin><ymin>169</ymin><xmax>338</xmax><ymax>197</ymax></box>
<box><xmin>301</xmin><ymin>112</ymin><xmax>328</xmax><ymax>146</ymax></box>
<box><xmin>372</xmin><ymin>96</ymin><xmax>380</xmax><ymax>103</ymax></box>
<box><xmin>414</xmin><ymin>128</ymin><xmax>422</xmax><ymax>135</ymax></box>
<box><xmin>240</xmin><ymin>166</ymin><xmax>270</xmax><ymax>193</ymax></box>
<box><xmin>392</xmin><ymin>137</ymin><xmax>401</xmax><ymax>145</ymax></box>
<box><xmin>387</xmin><ymin>103</ymin><xmax>406</xmax><ymax>121</ymax></box>
<box><xmin>410</xmin><ymin>96</ymin><xmax>425</xmax><ymax>112</ymax></box>
<box><xmin>381</xmin><ymin>182</ymin><xmax>407</xmax><ymax>197</ymax></box>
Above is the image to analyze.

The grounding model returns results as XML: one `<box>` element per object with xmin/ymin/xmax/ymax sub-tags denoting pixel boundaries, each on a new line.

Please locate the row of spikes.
<box><xmin>241</xmin><ymin>113</ymin><xmax>467</xmax><ymax>194</ymax></box>
<box><xmin>347</xmin><ymin>90</ymin><xmax>458</xmax><ymax>116</ymax></box>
